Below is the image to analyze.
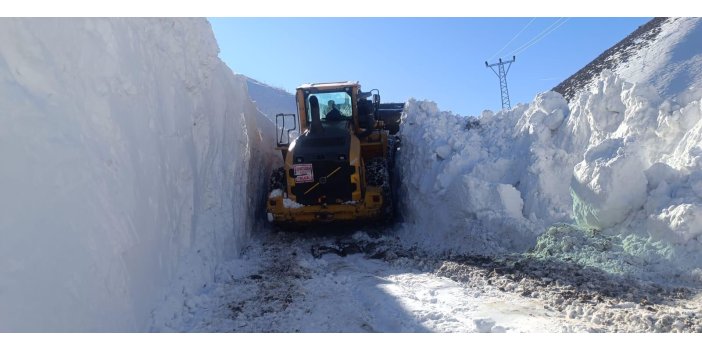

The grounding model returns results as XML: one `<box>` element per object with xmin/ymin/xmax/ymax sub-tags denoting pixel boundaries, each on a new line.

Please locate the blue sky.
<box><xmin>209</xmin><ymin>17</ymin><xmax>650</xmax><ymax>116</ymax></box>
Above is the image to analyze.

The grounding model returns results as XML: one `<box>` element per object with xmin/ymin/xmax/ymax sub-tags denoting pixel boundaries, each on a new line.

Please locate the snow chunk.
<box><xmin>571</xmin><ymin>138</ymin><xmax>648</xmax><ymax>229</ymax></box>
<box><xmin>497</xmin><ymin>184</ymin><xmax>524</xmax><ymax>220</ymax></box>
<box><xmin>652</xmin><ymin>204</ymin><xmax>702</xmax><ymax>243</ymax></box>
<box><xmin>283</xmin><ymin>198</ymin><xmax>304</xmax><ymax>209</ymax></box>
<box><xmin>435</xmin><ymin>145</ymin><xmax>451</xmax><ymax>160</ymax></box>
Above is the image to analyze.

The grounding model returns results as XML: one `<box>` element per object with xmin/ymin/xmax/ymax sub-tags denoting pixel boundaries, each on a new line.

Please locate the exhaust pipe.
<box><xmin>309</xmin><ymin>95</ymin><xmax>323</xmax><ymax>134</ymax></box>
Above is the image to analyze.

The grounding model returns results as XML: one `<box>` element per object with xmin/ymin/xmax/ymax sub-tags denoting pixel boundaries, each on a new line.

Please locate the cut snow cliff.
<box><xmin>0</xmin><ymin>18</ymin><xmax>275</xmax><ymax>331</ymax></box>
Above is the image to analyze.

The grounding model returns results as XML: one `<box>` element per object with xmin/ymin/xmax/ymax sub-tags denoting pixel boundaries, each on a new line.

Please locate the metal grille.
<box><xmin>292</xmin><ymin>161</ymin><xmax>353</xmax><ymax>205</ymax></box>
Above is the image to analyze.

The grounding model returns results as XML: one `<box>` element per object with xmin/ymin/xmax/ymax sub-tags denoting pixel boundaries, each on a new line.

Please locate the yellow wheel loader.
<box><xmin>266</xmin><ymin>81</ymin><xmax>403</xmax><ymax>225</ymax></box>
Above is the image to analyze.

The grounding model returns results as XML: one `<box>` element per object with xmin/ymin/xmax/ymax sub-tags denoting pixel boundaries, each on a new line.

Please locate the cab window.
<box><xmin>305</xmin><ymin>90</ymin><xmax>353</xmax><ymax>123</ymax></box>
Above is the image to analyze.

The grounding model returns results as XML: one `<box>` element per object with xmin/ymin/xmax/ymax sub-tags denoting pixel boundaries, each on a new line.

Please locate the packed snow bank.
<box><xmin>398</xmin><ymin>70</ymin><xmax>702</xmax><ymax>279</ymax></box>
<box><xmin>0</xmin><ymin>18</ymin><xmax>275</xmax><ymax>331</ymax></box>
<box><xmin>398</xmin><ymin>94</ymin><xmax>570</xmax><ymax>255</ymax></box>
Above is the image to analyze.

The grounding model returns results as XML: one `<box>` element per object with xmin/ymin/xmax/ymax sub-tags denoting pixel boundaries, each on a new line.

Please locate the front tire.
<box><xmin>365</xmin><ymin>157</ymin><xmax>393</xmax><ymax>220</ymax></box>
<box><xmin>269</xmin><ymin>166</ymin><xmax>286</xmax><ymax>192</ymax></box>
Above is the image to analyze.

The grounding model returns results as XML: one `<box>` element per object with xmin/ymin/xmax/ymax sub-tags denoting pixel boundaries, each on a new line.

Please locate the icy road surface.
<box><xmin>153</xmin><ymin>229</ymin><xmax>702</xmax><ymax>332</ymax></box>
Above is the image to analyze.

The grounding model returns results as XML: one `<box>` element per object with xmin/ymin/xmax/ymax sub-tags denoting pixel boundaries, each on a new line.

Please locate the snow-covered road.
<box><xmin>152</xmin><ymin>228</ymin><xmax>702</xmax><ymax>333</ymax></box>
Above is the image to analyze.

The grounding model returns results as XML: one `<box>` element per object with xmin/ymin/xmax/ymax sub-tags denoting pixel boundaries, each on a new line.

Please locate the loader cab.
<box><xmin>289</xmin><ymin>82</ymin><xmax>387</xmax><ymax>159</ymax></box>
<box><xmin>297</xmin><ymin>83</ymin><xmax>359</xmax><ymax>134</ymax></box>
<box><xmin>274</xmin><ymin>82</ymin><xmax>364</xmax><ymax>156</ymax></box>
<box><xmin>308</xmin><ymin>92</ymin><xmax>353</xmax><ymax>123</ymax></box>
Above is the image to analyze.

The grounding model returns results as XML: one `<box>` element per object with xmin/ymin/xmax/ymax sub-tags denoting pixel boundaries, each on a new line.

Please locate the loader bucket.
<box><xmin>377</xmin><ymin>103</ymin><xmax>405</xmax><ymax>135</ymax></box>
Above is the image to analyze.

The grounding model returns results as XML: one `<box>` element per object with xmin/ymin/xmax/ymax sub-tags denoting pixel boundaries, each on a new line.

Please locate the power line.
<box><xmin>488</xmin><ymin>18</ymin><xmax>536</xmax><ymax>62</ymax></box>
<box><xmin>509</xmin><ymin>18</ymin><xmax>568</xmax><ymax>56</ymax></box>
<box><xmin>509</xmin><ymin>18</ymin><xmax>565</xmax><ymax>55</ymax></box>
<box><xmin>513</xmin><ymin>18</ymin><xmax>570</xmax><ymax>56</ymax></box>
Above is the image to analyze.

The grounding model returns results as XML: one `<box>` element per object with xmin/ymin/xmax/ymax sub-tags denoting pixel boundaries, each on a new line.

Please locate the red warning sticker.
<box><xmin>293</xmin><ymin>164</ymin><xmax>314</xmax><ymax>183</ymax></box>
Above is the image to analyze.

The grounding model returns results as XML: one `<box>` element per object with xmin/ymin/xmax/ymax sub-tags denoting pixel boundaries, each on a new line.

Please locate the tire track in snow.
<box><xmin>160</xmin><ymin>228</ymin><xmax>702</xmax><ymax>332</ymax></box>
<box><xmin>434</xmin><ymin>254</ymin><xmax>702</xmax><ymax>332</ymax></box>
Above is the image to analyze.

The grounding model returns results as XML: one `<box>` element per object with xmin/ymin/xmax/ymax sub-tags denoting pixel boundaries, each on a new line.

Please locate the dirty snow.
<box><xmin>152</xmin><ymin>230</ymin><xmax>590</xmax><ymax>332</ymax></box>
<box><xmin>152</xmin><ymin>229</ymin><xmax>702</xmax><ymax>333</ymax></box>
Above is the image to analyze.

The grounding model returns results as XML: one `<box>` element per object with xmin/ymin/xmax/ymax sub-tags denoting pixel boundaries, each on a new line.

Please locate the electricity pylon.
<box><xmin>485</xmin><ymin>56</ymin><xmax>516</xmax><ymax>110</ymax></box>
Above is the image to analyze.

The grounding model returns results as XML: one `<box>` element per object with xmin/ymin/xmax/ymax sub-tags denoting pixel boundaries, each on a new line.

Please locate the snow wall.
<box><xmin>398</xmin><ymin>71</ymin><xmax>702</xmax><ymax>280</ymax></box>
<box><xmin>0</xmin><ymin>18</ymin><xmax>276</xmax><ymax>331</ymax></box>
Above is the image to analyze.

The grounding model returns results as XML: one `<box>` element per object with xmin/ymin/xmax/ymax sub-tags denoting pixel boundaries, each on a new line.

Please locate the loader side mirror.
<box><xmin>275</xmin><ymin>113</ymin><xmax>297</xmax><ymax>147</ymax></box>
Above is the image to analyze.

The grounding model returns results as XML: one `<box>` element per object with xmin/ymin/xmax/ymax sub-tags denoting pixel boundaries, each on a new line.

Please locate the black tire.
<box><xmin>365</xmin><ymin>157</ymin><xmax>394</xmax><ymax>220</ymax></box>
<box><xmin>269</xmin><ymin>166</ymin><xmax>286</xmax><ymax>191</ymax></box>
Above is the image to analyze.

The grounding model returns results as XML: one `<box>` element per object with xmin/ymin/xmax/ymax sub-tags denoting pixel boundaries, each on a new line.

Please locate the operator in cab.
<box><xmin>325</xmin><ymin>100</ymin><xmax>343</xmax><ymax>121</ymax></box>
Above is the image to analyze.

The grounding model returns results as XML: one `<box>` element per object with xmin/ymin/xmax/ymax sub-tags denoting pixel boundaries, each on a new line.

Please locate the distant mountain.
<box><xmin>243</xmin><ymin>76</ymin><xmax>297</xmax><ymax>121</ymax></box>
<box><xmin>554</xmin><ymin>17</ymin><xmax>702</xmax><ymax>101</ymax></box>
